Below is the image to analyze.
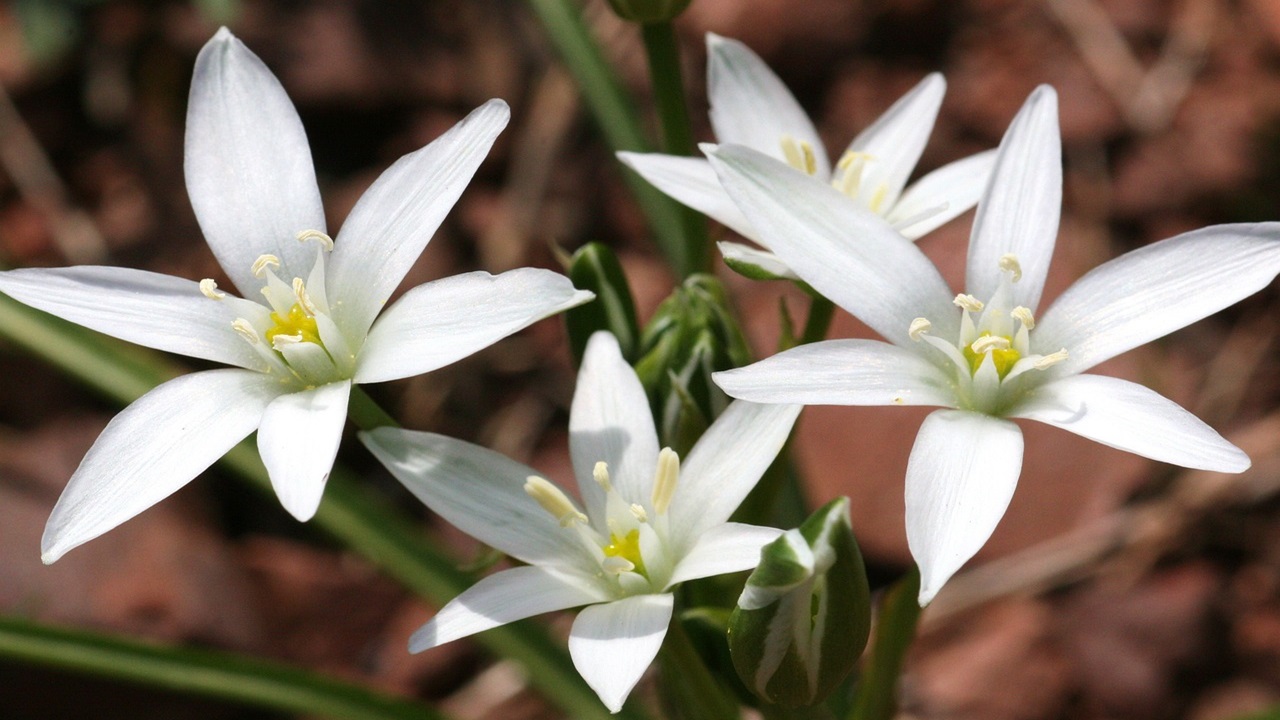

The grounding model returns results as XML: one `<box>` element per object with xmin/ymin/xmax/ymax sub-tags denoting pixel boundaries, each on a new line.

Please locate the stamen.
<box><xmin>231</xmin><ymin>318</ymin><xmax>259</xmax><ymax>345</ymax></box>
<box><xmin>1033</xmin><ymin>348</ymin><xmax>1069</xmax><ymax>370</ymax></box>
<box><xmin>953</xmin><ymin>294</ymin><xmax>985</xmax><ymax>313</ymax></box>
<box><xmin>295</xmin><ymin>229</ymin><xmax>334</xmax><ymax>252</ymax></box>
<box><xmin>593</xmin><ymin>461</ymin><xmax>612</xmax><ymax>491</ymax></box>
<box><xmin>630</xmin><ymin>504</ymin><xmax>648</xmax><ymax>523</ymax></box>
<box><xmin>199</xmin><ymin>278</ymin><xmax>226</xmax><ymax>300</ymax></box>
<box><xmin>525</xmin><ymin>476</ymin><xmax>588</xmax><ymax>527</ymax></box>
<box><xmin>908</xmin><ymin>317</ymin><xmax>932</xmax><ymax>341</ymax></box>
<box><xmin>867</xmin><ymin>184</ymin><xmax>889</xmax><ymax>214</ymax></box>
<box><xmin>835</xmin><ymin>151</ymin><xmax>871</xmax><ymax>197</ymax></box>
<box><xmin>1011</xmin><ymin>306</ymin><xmax>1036</xmax><ymax>329</ymax></box>
<box><xmin>292</xmin><ymin>278</ymin><xmax>318</xmax><ymax>316</ymax></box>
<box><xmin>999</xmin><ymin>254</ymin><xmax>1022</xmax><ymax>282</ymax></box>
<box><xmin>602</xmin><ymin>556</ymin><xmax>635</xmax><ymax>575</ymax></box>
<box><xmin>252</xmin><ymin>254</ymin><xmax>281</xmax><ymax>278</ymax></box>
<box><xmin>271</xmin><ymin>333</ymin><xmax>304</xmax><ymax>352</ymax></box>
<box><xmin>780</xmin><ymin>135</ymin><xmax>817</xmax><ymax>175</ymax></box>
<box><xmin>971</xmin><ymin>335</ymin><xmax>1011</xmax><ymax>354</ymax></box>
<box><xmin>650</xmin><ymin>447</ymin><xmax>680</xmax><ymax>515</ymax></box>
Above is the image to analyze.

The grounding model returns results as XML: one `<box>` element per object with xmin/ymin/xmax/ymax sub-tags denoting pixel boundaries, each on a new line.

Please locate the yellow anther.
<box><xmin>970</xmin><ymin>335</ymin><xmax>1011</xmax><ymax>354</ymax></box>
<box><xmin>525</xmin><ymin>476</ymin><xmax>588</xmax><ymax>527</ymax></box>
<box><xmin>1033</xmin><ymin>348</ymin><xmax>1069</xmax><ymax>370</ymax></box>
<box><xmin>1011</xmin><ymin>306</ymin><xmax>1036</xmax><ymax>329</ymax></box>
<box><xmin>867</xmin><ymin>184</ymin><xmax>889</xmax><ymax>214</ymax></box>
<box><xmin>231</xmin><ymin>318</ymin><xmax>259</xmax><ymax>345</ymax></box>
<box><xmin>251</xmin><ymin>254</ymin><xmax>281</xmax><ymax>278</ymax></box>
<box><xmin>292</xmin><ymin>278</ymin><xmax>318</xmax><ymax>315</ymax></box>
<box><xmin>593</xmin><ymin>461</ymin><xmax>612</xmax><ymax>491</ymax></box>
<box><xmin>953</xmin><ymin>294</ymin><xmax>985</xmax><ymax>313</ymax></box>
<box><xmin>295</xmin><ymin>229</ymin><xmax>334</xmax><ymax>251</ymax></box>
<box><xmin>780</xmin><ymin>135</ymin><xmax>817</xmax><ymax>176</ymax></box>
<box><xmin>908</xmin><ymin>317</ymin><xmax>932</xmax><ymax>341</ymax></box>
<box><xmin>199</xmin><ymin>278</ymin><xmax>226</xmax><ymax>300</ymax></box>
<box><xmin>999</xmin><ymin>254</ymin><xmax>1022</xmax><ymax>282</ymax></box>
<box><xmin>650</xmin><ymin>447</ymin><xmax>680</xmax><ymax>515</ymax></box>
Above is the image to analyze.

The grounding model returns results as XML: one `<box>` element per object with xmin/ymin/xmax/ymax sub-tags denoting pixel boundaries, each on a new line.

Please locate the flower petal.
<box><xmin>668</xmin><ymin>522</ymin><xmax>784</xmax><ymax>586</ymax></box>
<box><xmin>410</xmin><ymin>565</ymin><xmax>608</xmax><ymax>652</ymax></box>
<box><xmin>184</xmin><ymin>28</ymin><xmax>325</xmax><ymax>295</ymax></box>
<box><xmin>360</xmin><ymin>427</ymin><xmax>594</xmax><ymax>569</ymax></box>
<box><xmin>354</xmin><ymin>268</ymin><xmax>593</xmax><ymax>384</ymax></box>
<box><xmin>717</xmin><ymin>241</ymin><xmax>799</xmax><ymax>281</ymax></box>
<box><xmin>887</xmin><ymin>150</ymin><xmax>997</xmax><ymax>241</ymax></box>
<box><xmin>0</xmin><ymin>266</ymin><xmax>272</xmax><ymax>370</ymax></box>
<box><xmin>843</xmin><ymin>73</ymin><xmax>945</xmax><ymax>209</ymax></box>
<box><xmin>1012</xmin><ymin>374</ymin><xmax>1249</xmax><ymax>472</ymax></box>
<box><xmin>905</xmin><ymin>410</ymin><xmax>1023</xmax><ymax>606</ymax></box>
<box><xmin>569</xmin><ymin>594</ymin><xmax>674</xmax><ymax>713</ymax></box>
<box><xmin>708</xmin><ymin>144</ymin><xmax>957</xmax><ymax>345</ymax></box>
<box><xmin>713</xmin><ymin>339</ymin><xmax>956</xmax><ymax>408</ymax></box>
<box><xmin>706</xmin><ymin>33</ymin><xmax>829</xmax><ymax>176</ymax></box>
<box><xmin>257</xmin><ymin>380</ymin><xmax>351</xmax><ymax>521</ymax></box>
<box><xmin>668</xmin><ymin>401</ymin><xmax>801</xmax><ymax>549</ymax></box>
<box><xmin>570</xmin><ymin>332</ymin><xmax>660</xmax><ymax>522</ymax></box>
<box><xmin>1033</xmin><ymin>222</ymin><xmax>1280</xmax><ymax>375</ymax></box>
<box><xmin>965</xmin><ymin>85</ymin><xmax>1061</xmax><ymax>311</ymax></box>
<box><xmin>617</xmin><ymin>152</ymin><xmax>758</xmax><ymax>240</ymax></box>
<box><xmin>326</xmin><ymin>100</ymin><xmax>510</xmax><ymax>340</ymax></box>
<box><xmin>42</xmin><ymin>369</ymin><xmax>282</xmax><ymax>563</ymax></box>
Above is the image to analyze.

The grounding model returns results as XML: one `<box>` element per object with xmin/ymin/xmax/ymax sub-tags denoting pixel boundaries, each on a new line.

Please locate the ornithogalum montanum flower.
<box><xmin>619</xmin><ymin>33</ymin><xmax>996</xmax><ymax>279</ymax></box>
<box><xmin>708</xmin><ymin>84</ymin><xmax>1280</xmax><ymax>605</ymax></box>
<box><xmin>0</xmin><ymin>28</ymin><xmax>592</xmax><ymax>563</ymax></box>
<box><xmin>360</xmin><ymin>332</ymin><xmax>800</xmax><ymax>713</ymax></box>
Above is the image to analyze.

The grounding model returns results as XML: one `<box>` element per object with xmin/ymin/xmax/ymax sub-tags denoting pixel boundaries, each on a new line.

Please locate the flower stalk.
<box><xmin>846</xmin><ymin>568</ymin><xmax>923</xmax><ymax>720</ymax></box>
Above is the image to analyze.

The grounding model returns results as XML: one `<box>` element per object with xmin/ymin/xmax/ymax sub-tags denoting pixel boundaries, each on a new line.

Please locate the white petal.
<box><xmin>668</xmin><ymin>522</ymin><xmax>784</xmax><ymax>586</ymax></box>
<box><xmin>0</xmin><ymin>266</ymin><xmax>274</xmax><ymax>371</ymax></box>
<box><xmin>965</xmin><ymin>85</ymin><xmax>1061</xmax><ymax>311</ymax></box>
<box><xmin>668</xmin><ymin>401</ymin><xmax>801</xmax><ymax>549</ymax></box>
<box><xmin>617</xmin><ymin>152</ymin><xmax>758</xmax><ymax>240</ymax></box>
<box><xmin>905</xmin><ymin>410</ymin><xmax>1023</xmax><ymax>606</ymax></box>
<box><xmin>184</xmin><ymin>28</ymin><xmax>325</xmax><ymax>295</ymax></box>
<box><xmin>326</xmin><ymin>100</ymin><xmax>510</xmax><ymax>340</ymax></box>
<box><xmin>887</xmin><ymin>150</ymin><xmax>998</xmax><ymax>240</ymax></box>
<box><xmin>1034</xmin><ymin>222</ymin><xmax>1280</xmax><ymax>375</ymax></box>
<box><xmin>570</xmin><ymin>332</ymin><xmax>660</xmax><ymax>522</ymax></box>
<box><xmin>410</xmin><ymin>565</ymin><xmax>608</xmax><ymax>651</ymax></box>
<box><xmin>713</xmin><ymin>339</ymin><xmax>956</xmax><ymax>407</ymax></box>
<box><xmin>569</xmin><ymin>594</ymin><xmax>674</xmax><ymax>713</ymax></box>
<box><xmin>256</xmin><ymin>380</ymin><xmax>351</xmax><ymax>521</ymax></box>
<box><xmin>354</xmin><ymin>268</ymin><xmax>592</xmax><ymax>384</ymax></box>
<box><xmin>1012</xmin><ymin>374</ymin><xmax>1249</xmax><ymax>472</ymax></box>
<box><xmin>843</xmin><ymin>73</ymin><xmax>945</xmax><ymax>209</ymax></box>
<box><xmin>708</xmin><ymin>144</ymin><xmax>957</xmax><ymax>344</ymax></box>
<box><xmin>717</xmin><ymin>241</ymin><xmax>799</xmax><ymax>280</ymax></box>
<box><xmin>706</xmin><ymin>33</ymin><xmax>829</xmax><ymax>176</ymax></box>
<box><xmin>359</xmin><ymin>427</ymin><xmax>592</xmax><ymax>568</ymax></box>
<box><xmin>41</xmin><ymin>369</ymin><xmax>282</xmax><ymax>562</ymax></box>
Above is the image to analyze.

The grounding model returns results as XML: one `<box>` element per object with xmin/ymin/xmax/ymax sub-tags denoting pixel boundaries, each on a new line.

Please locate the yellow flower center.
<box><xmin>963</xmin><ymin>331</ymin><xmax>1021</xmax><ymax>378</ymax></box>
<box><xmin>265</xmin><ymin>303</ymin><xmax>321</xmax><ymax>346</ymax></box>
<box><xmin>604</xmin><ymin>529</ymin><xmax>646</xmax><ymax>577</ymax></box>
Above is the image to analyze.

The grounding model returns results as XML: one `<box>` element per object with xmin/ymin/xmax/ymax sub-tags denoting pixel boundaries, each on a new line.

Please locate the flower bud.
<box><xmin>563</xmin><ymin>242</ymin><xmax>640</xmax><ymax>364</ymax></box>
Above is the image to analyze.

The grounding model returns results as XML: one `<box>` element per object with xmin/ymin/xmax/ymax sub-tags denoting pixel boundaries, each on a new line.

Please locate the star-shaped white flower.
<box><xmin>619</xmin><ymin>33</ymin><xmax>997</xmax><ymax>279</ymax></box>
<box><xmin>360</xmin><ymin>332</ymin><xmax>799</xmax><ymax>712</ymax></box>
<box><xmin>706</xmin><ymin>84</ymin><xmax>1280</xmax><ymax>605</ymax></box>
<box><xmin>0</xmin><ymin>28</ymin><xmax>592</xmax><ymax>563</ymax></box>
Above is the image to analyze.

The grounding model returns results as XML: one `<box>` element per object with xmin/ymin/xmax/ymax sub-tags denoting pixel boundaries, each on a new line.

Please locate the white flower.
<box><xmin>0</xmin><ymin>28</ymin><xmax>592</xmax><ymax>563</ymax></box>
<box><xmin>706</xmin><ymin>85</ymin><xmax>1280</xmax><ymax>605</ymax></box>
<box><xmin>618</xmin><ymin>33</ymin><xmax>997</xmax><ymax>279</ymax></box>
<box><xmin>360</xmin><ymin>332</ymin><xmax>799</xmax><ymax>712</ymax></box>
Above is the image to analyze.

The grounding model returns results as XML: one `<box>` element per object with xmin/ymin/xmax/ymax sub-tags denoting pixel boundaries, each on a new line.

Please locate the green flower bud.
<box><xmin>563</xmin><ymin>242</ymin><xmax>640</xmax><ymax>364</ymax></box>
<box><xmin>604</xmin><ymin>0</ymin><xmax>691</xmax><ymax>23</ymax></box>
<box><xmin>728</xmin><ymin>498</ymin><xmax>871</xmax><ymax>707</ymax></box>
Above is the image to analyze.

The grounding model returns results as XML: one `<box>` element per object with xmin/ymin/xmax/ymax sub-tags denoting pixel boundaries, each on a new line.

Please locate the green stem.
<box><xmin>525</xmin><ymin>0</ymin><xmax>694</xmax><ymax>276</ymax></box>
<box><xmin>847</xmin><ymin>567</ymin><xmax>922</xmax><ymax>720</ymax></box>
<box><xmin>799</xmin><ymin>296</ymin><xmax>835</xmax><ymax>346</ymax></box>
<box><xmin>348</xmin><ymin>385</ymin><xmax>399</xmax><ymax>431</ymax></box>
<box><xmin>658</xmin><ymin>612</ymin><xmax>738</xmax><ymax>720</ymax></box>
<box><xmin>0</xmin><ymin>616</ymin><xmax>436</xmax><ymax>720</ymax></box>
<box><xmin>0</xmin><ymin>297</ymin><xmax>646</xmax><ymax>720</ymax></box>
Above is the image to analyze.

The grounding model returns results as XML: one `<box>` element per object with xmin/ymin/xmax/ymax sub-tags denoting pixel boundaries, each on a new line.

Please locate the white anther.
<box><xmin>602</xmin><ymin>556</ymin><xmax>635</xmax><ymax>575</ymax></box>
<box><xmin>271</xmin><ymin>333</ymin><xmax>303</xmax><ymax>352</ymax></box>
<box><xmin>953</xmin><ymin>294</ymin><xmax>985</xmax><ymax>313</ymax></box>
<box><xmin>593</xmin><ymin>461</ymin><xmax>612</xmax><ymax>491</ymax></box>
<box><xmin>1011</xmin><ymin>306</ymin><xmax>1036</xmax><ymax>329</ymax></box>
<box><xmin>970</xmin><ymin>335</ymin><xmax>1011</xmax><ymax>354</ymax></box>
<box><xmin>650</xmin><ymin>447</ymin><xmax>680</xmax><ymax>515</ymax></box>
<box><xmin>199</xmin><ymin>278</ymin><xmax>226</xmax><ymax>300</ymax></box>
<box><xmin>780</xmin><ymin>135</ymin><xmax>818</xmax><ymax>176</ymax></box>
<box><xmin>231</xmin><ymin>318</ymin><xmax>259</xmax><ymax>345</ymax></box>
<box><xmin>525</xmin><ymin>476</ymin><xmax>588</xmax><ymax>527</ymax></box>
<box><xmin>1033</xmin><ymin>348</ymin><xmax>1069</xmax><ymax>370</ymax></box>
<box><xmin>908</xmin><ymin>317</ymin><xmax>932</xmax><ymax>341</ymax></box>
<box><xmin>295</xmin><ymin>229</ymin><xmax>334</xmax><ymax>251</ymax></box>
<box><xmin>999</xmin><ymin>254</ymin><xmax>1022</xmax><ymax>282</ymax></box>
<box><xmin>251</xmin><ymin>254</ymin><xmax>281</xmax><ymax>278</ymax></box>
<box><xmin>292</xmin><ymin>278</ymin><xmax>318</xmax><ymax>315</ymax></box>
<box><xmin>630</xmin><ymin>504</ymin><xmax>649</xmax><ymax>523</ymax></box>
